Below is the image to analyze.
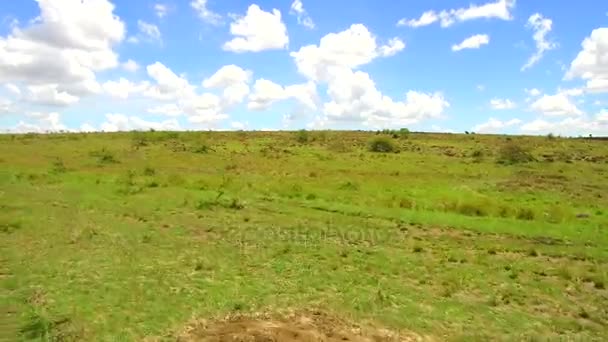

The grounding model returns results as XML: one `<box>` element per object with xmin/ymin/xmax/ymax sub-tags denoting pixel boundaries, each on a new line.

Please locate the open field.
<box><xmin>1</xmin><ymin>130</ymin><xmax>607</xmax><ymax>341</ymax></box>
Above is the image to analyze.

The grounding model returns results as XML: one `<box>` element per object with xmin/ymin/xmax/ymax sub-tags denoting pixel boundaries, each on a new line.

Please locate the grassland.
<box><xmin>1</xmin><ymin>130</ymin><xmax>607</xmax><ymax>341</ymax></box>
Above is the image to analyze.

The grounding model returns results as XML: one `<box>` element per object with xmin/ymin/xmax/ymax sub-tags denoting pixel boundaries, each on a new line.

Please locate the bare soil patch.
<box><xmin>163</xmin><ymin>310</ymin><xmax>429</xmax><ymax>342</ymax></box>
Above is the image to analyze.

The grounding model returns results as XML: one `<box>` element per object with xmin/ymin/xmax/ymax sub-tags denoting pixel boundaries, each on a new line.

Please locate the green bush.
<box><xmin>497</xmin><ymin>142</ymin><xmax>534</xmax><ymax>164</ymax></box>
<box><xmin>295</xmin><ymin>129</ymin><xmax>310</xmax><ymax>144</ymax></box>
<box><xmin>368</xmin><ymin>137</ymin><xmax>397</xmax><ymax>153</ymax></box>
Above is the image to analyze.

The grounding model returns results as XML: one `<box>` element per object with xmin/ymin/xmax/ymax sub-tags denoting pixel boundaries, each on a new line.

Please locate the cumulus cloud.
<box><xmin>102</xmin><ymin>78</ymin><xmax>150</xmax><ymax>99</ymax></box>
<box><xmin>223</xmin><ymin>4</ymin><xmax>289</xmax><ymax>52</ymax></box>
<box><xmin>322</xmin><ymin>67</ymin><xmax>449</xmax><ymax>127</ymax></box>
<box><xmin>566</xmin><ymin>28</ymin><xmax>608</xmax><ymax>93</ymax></box>
<box><xmin>397</xmin><ymin>0</ymin><xmax>515</xmax><ymax>28</ymax></box>
<box><xmin>472</xmin><ymin>117</ymin><xmax>522</xmax><ymax>133</ymax></box>
<box><xmin>154</xmin><ymin>3</ymin><xmax>169</xmax><ymax>18</ymax></box>
<box><xmin>202</xmin><ymin>64</ymin><xmax>252</xmax><ymax>105</ymax></box>
<box><xmin>490</xmin><ymin>98</ymin><xmax>516</xmax><ymax>110</ymax></box>
<box><xmin>0</xmin><ymin>0</ymin><xmax>125</xmax><ymax>102</ymax></box>
<box><xmin>290</xmin><ymin>24</ymin><xmax>448</xmax><ymax>128</ymax></box>
<box><xmin>191</xmin><ymin>0</ymin><xmax>222</xmax><ymax>25</ymax></box>
<box><xmin>100</xmin><ymin>113</ymin><xmax>181</xmax><ymax>132</ymax></box>
<box><xmin>530</xmin><ymin>92</ymin><xmax>583</xmax><ymax>116</ymax></box>
<box><xmin>521</xmin><ymin>13</ymin><xmax>557</xmax><ymax>70</ymax></box>
<box><xmin>26</xmin><ymin>84</ymin><xmax>79</xmax><ymax>106</ymax></box>
<box><xmin>525</xmin><ymin>88</ymin><xmax>541</xmax><ymax>97</ymax></box>
<box><xmin>122</xmin><ymin>59</ymin><xmax>140</xmax><ymax>73</ymax></box>
<box><xmin>397</xmin><ymin>11</ymin><xmax>439</xmax><ymax>28</ymax></box>
<box><xmin>0</xmin><ymin>98</ymin><xmax>13</xmax><ymax>114</ymax></box>
<box><xmin>290</xmin><ymin>0</ymin><xmax>315</xmax><ymax>29</ymax></box>
<box><xmin>452</xmin><ymin>34</ymin><xmax>489</xmax><ymax>51</ymax></box>
<box><xmin>144</xmin><ymin>62</ymin><xmax>196</xmax><ymax>101</ymax></box>
<box><xmin>147</xmin><ymin>104</ymin><xmax>183</xmax><ymax>116</ymax></box>
<box><xmin>520</xmin><ymin>114</ymin><xmax>608</xmax><ymax>135</ymax></box>
<box><xmin>4</xmin><ymin>83</ymin><xmax>21</xmax><ymax>96</ymax></box>
<box><xmin>8</xmin><ymin>112</ymin><xmax>68</xmax><ymax>133</ymax></box>
<box><xmin>290</xmin><ymin>24</ymin><xmax>404</xmax><ymax>82</ymax></box>
<box><xmin>137</xmin><ymin>62</ymin><xmax>255</xmax><ymax>126</ymax></box>
<box><xmin>378</xmin><ymin>38</ymin><xmax>406</xmax><ymax>57</ymax></box>
<box><xmin>137</xmin><ymin>20</ymin><xmax>162</xmax><ymax>43</ymax></box>
<box><xmin>247</xmin><ymin>79</ymin><xmax>317</xmax><ymax>110</ymax></box>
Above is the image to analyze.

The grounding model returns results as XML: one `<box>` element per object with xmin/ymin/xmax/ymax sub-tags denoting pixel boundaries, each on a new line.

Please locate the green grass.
<box><xmin>0</xmin><ymin>130</ymin><xmax>607</xmax><ymax>341</ymax></box>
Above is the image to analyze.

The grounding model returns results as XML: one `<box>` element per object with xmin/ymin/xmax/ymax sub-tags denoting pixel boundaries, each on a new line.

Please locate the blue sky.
<box><xmin>0</xmin><ymin>0</ymin><xmax>607</xmax><ymax>135</ymax></box>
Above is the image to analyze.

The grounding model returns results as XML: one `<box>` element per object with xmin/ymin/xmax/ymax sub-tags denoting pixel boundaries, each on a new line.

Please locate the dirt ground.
<box><xmin>163</xmin><ymin>309</ymin><xmax>430</xmax><ymax>342</ymax></box>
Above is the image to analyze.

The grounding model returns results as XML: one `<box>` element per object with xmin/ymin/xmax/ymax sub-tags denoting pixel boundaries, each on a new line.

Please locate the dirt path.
<box><xmin>162</xmin><ymin>309</ymin><xmax>430</xmax><ymax>342</ymax></box>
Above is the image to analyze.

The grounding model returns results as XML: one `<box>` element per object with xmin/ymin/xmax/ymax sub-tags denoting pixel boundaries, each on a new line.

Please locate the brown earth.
<box><xmin>158</xmin><ymin>309</ymin><xmax>431</xmax><ymax>342</ymax></box>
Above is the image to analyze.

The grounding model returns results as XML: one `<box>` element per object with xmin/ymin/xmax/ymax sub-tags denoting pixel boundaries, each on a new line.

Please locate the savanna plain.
<box><xmin>0</xmin><ymin>130</ymin><xmax>607</xmax><ymax>341</ymax></box>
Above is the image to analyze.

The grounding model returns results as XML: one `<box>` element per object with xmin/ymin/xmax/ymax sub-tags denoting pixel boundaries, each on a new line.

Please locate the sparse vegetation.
<box><xmin>497</xmin><ymin>142</ymin><xmax>535</xmax><ymax>164</ymax></box>
<box><xmin>368</xmin><ymin>136</ymin><xmax>397</xmax><ymax>152</ymax></box>
<box><xmin>1</xmin><ymin>130</ymin><xmax>607</xmax><ymax>341</ymax></box>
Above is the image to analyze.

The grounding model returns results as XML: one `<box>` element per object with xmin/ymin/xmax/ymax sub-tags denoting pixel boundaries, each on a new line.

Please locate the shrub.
<box><xmin>398</xmin><ymin>128</ymin><xmax>410</xmax><ymax>139</ymax></box>
<box><xmin>143</xmin><ymin>167</ymin><xmax>156</xmax><ymax>176</ymax></box>
<box><xmin>368</xmin><ymin>137</ymin><xmax>397</xmax><ymax>153</ymax></box>
<box><xmin>90</xmin><ymin>148</ymin><xmax>119</xmax><ymax>165</ymax></box>
<box><xmin>295</xmin><ymin>129</ymin><xmax>310</xmax><ymax>144</ymax></box>
<box><xmin>191</xmin><ymin>143</ymin><xmax>211</xmax><ymax>154</ymax></box>
<box><xmin>497</xmin><ymin>142</ymin><xmax>534</xmax><ymax>164</ymax></box>
<box><xmin>471</xmin><ymin>149</ymin><xmax>484</xmax><ymax>158</ymax></box>
<box><xmin>516</xmin><ymin>208</ymin><xmax>535</xmax><ymax>221</ymax></box>
<box><xmin>457</xmin><ymin>202</ymin><xmax>489</xmax><ymax>217</ymax></box>
<box><xmin>50</xmin><ymin>158</ymin><xmax>67</xmax><ymax>174</ymax></box>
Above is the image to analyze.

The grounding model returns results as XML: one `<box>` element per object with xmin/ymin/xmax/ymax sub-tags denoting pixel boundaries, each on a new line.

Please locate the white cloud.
<box><xmin>290</xmin><ymin>24</ymin><xmax>404</xmax><ymax>82</ymax></box>
<box><xmin>557</xmin><ymin>87</ymin><xmax>584</xmax><ymax>97</ymax></box>
<box><xmin>521</xmin><ymin>13</ymin><xmax>557</xmax><ymax>71</ymax></box>
<box><xmin>181</xmin><ymin>93</ymin><xmax>228</xmax><ymax>125</ymax></box>
<box><xmin>290</xmin><ymin>0</ymin><xmax>315</xmax><ymax>29</ymax></box>
<box><xmin>477</xmin><ymin>84</ymin><xmax>486</xmax><ymax>91</ymax></box>
<box><xmin>472</xmin><ymin>117</ymin><xmax>522</xmax><ymax>133</ymax></box>
<box><xmin>452</xmin><ymin>34</ymin><xmax>489</xmax><ymax>51</ymax></box>
<box><xmin>530</xmin><ymin>93</ymin><xmax>583</xmax><ymax>116</ymax></box>
<box><xmin>26</xmin><ymin>84</ymin><xmax>80</xmax><ymax>106</ymax></box>
<box><xmin>378</xmin><ymin>38</ymin><xmax>406</xmax><ymax>57</ymax></box>
<box><xmin>223</xmin><ymin>4</ymin><xmax>289</xmax><ymax>53</ymax></box>
<box><xmin>122</xmin><ymin>59</ymin><xmax>140</xmax><ymax>73</ymax></box>
<box><xmin>490</xmin><ymin>98</ymin><xmax>516</xmax><ymax>110</ymax></box>
<box><xmin>5</xmin><ymin>83</ymin><xmax>21</xmax><ymax>96</ymax></box>
<box><xmin>397</xmin><ymin>11</ymin><xmax>438</xmax><ymax>28</ymax></box>
<box><xmin>397</xmin><ymin>0</ymin><xmax>515</xmax><ymax>28</ymax></box>
<box><xmin>102</xmin><ymin>78</ymin><xmax>150</xmax><ymax>99</ymax></box>
<box><xmin>565</xmin><ymin>28</ymin><xmax>608</xmax><ymax>93</ymax></box>
<box><xmin>137</xmin><ymin>63</ymin><xmax>241</xmax><ymax>127</ymax></box>
<box><xmin>144</xmin><ymin>62</ymin><xmax>196</xmax><ymax>100</ymax></box>
<box><xmin>9</xmin><ymin>112</ymin><xmax>68</xmax><ymax>133</ymax></box>
<box><xmin>230</xmin><ymin>121</ymin><xmax>249</xmax><ymax>130</ymax></box>
<box><xmin>248</xmin><ymin>79</ymin><xmax>317</xmax><ymax>110</ymax></box>
<box><xmin>430</xmin><ymin>125</ymin><xmax>456</xmax><ymax>133</ymax></box>
<box><xmin>597</xmin><ymin>109</ymin><xmax>608</xmax><ymax>122</ymax></box>
<box><xmin>290</xmin><ymin>25</ymin><xmax>448</xmax><ymax>128</ymax></box>
<box><xmin>137</xmin><ymin>20</ymin><xmax>162</xmax><ymax>43</ymax></box>
<box><xmin>202</xmin><ymin>64</ymin><xmax>252</xmax><ymax>105</ymax></box>
<box><xmin>322</xmin><ymin>67</ymin><xmax>449</xmax><ymax>127</ymax></box>
<box><xmin>0</xmin><ymin>0</ymin><xmax>125</xmax><ymax>100</ymax></box>
<box><xmin>521</xmin><ymin>115</ymin><xmax>608</xmax><ymax>135</ymax></box>
<box><xmin>191</xmin><ymin>0</ymin><xmax>222</xmax><ymax>25</ymax></box>
<box><xmin>148</xmin><ymin>104</ymin><xmax>183</xmax><ymax>116</ymax></box>
<box><xmin>0</xmin><ymin>98</ymin><xmax>13</xmax><ymax>114</ymax></box>
<box><xmin>100</xmin><ymin>113</ymin><xmax>181</xmax><ymax>132</ymax></box>
<box><xmin>80</xmin><ymin>123</ymin><xmax>97</xmax><ymax>132</ymax></box>
<box><xmin>525</xmin><ymin>88</ymin><xmax>541</xmax><ymax>96</ymax></box>
<box><xmin>154</xmin><ymin>3</ymin><xmax>169</xmax><ymax>18</ymax></box>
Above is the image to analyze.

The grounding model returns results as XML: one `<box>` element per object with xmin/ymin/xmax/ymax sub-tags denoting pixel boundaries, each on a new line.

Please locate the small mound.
<box><xmin>170</xmin><ymin>310</ymin><xmax>426</xmax><ymax>342</ymax></box>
